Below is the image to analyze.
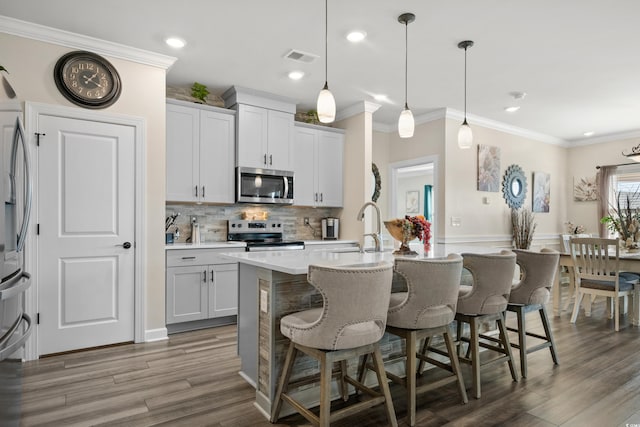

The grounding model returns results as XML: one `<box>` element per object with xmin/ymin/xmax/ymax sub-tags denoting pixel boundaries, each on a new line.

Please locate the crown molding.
<box><xmin>0</xmin><ymin>15</ymin><xmax>177</xmax><ymax>69</ymax></box>
<box><xmin>336</xmin><ymin>101</ymin><xmax>381</xmax><ymax>122</ymax></box>
<box><xmin>567</xmin><ymin>129</ymin><xmax>640</xmax><ymax>147</ymax></box>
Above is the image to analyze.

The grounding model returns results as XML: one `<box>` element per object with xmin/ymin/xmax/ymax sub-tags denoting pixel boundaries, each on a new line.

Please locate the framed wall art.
<box><xmin>532</xmin><ymin>171</ymin><xmax>550</xmax><ymax>213</ymax></box>
<box><xmin>573</xmin><ymin>175</ymin><xmax>598</xmax><ymax>201</ymax></box>
<box><xmin>478</xmin><ymin>144</ymin><xmax>501</xmax><ymax>192</ymax></box>
<box><xmin>406</xmin><ymin>190</ymin><xmax>419</xmax><ymax>213</ymax></box>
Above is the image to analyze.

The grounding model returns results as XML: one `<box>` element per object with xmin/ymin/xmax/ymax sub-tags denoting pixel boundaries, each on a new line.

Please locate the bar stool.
<box><xmin>455</xmin><ymin>250</ymin><xmax>519</xmax><ymax>399</ymax></box>
<box><xmin>507</xmin><ymin>249</ymin><xmax>560</xmax><ymax>378</ymax></box>
<box><xmin>270</xmin><ymin>263</ymin><xmax>397</xmax><ymax>427</ymax></box>
<box><xmin>365</xmin><ymin>255</ymin><xmax>468</xmax><ymax>427</ymax></box>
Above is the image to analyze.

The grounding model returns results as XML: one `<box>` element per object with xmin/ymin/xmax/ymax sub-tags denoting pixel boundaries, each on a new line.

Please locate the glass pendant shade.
<box><xmin>458</xmin><ymin>120</ymin><xmax>473</xmax><ymax>149</ymax></box>
<box><xmin>398</xmin><ymin>107</ymin><xmax>414</xmax><ymax>138</ymax></box>
<box><xmin>317</xmin><ymin>83</ymin><xmax>336</xmax><ymax>123</ymax></box>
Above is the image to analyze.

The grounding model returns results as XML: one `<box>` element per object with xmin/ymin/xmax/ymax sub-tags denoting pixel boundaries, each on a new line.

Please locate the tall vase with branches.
<box><xmin>511</xmin><ymin>208</ymin><xmax>537</xmax><ymax>249</ymax></box>
<box><xmin>600</xmin><ymin>189</ymin><xmax>640</xmax><ymax>248</ymax></box>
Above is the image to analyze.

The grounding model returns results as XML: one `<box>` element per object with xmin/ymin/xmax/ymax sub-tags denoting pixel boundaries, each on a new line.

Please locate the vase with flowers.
<box><xmin>600</xmin><ymin>190</ymin><xmax>640</xmax><ymax>250</ymax></box>
<box><xmin>384</xmin><ymin>215</ymin><xmax>431</xmax><ymax>255</ymax></box>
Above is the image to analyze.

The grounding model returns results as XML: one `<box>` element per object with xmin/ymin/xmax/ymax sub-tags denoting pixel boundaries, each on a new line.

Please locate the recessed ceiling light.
<box><xmin>165</xmin><ymin>37</ymin><xmax>186</xmax><ymax>49</ymax></box>
<box><xmin>288</xmin><ymin>71</ymin><xmax>304</xmax><ymax>80</ymax></box>
<box><xmin>373</xmin><ymin>94</ymin><xmax>388</xmax><ymax>102</ymax></box>
<box><xmin>504</xmin><ymin>106</ymin><xmax>520</xmax><ymax>113</ymax></box>
<box><xmin>509</xmin><ymin>91</ymin><xmax>527</xmax><ymax>100</ymax></box>
<box><xmin>346</xmin><ymin>31</ymin><xmax>367</xmax><ymax>43</ymax></box>
<box><xmin>583</xmin><ymin>131</ymin><xmax>595</xmax><ymax>137</ymax></box>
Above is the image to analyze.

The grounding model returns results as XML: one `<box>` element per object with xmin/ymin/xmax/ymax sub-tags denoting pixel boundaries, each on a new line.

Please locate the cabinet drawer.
<box><xmin>167</xmin><ymin>248</ymin><xmax>244</xmax><ymax>267</ymax></box>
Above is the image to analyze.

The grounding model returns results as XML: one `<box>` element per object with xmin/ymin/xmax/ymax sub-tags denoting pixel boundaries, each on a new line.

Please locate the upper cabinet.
<box><xmin>294</xmin><ymin>123</ymin><xmax>344</xmax><ymax>207</ymax></box>
<box><xmin>223</xmin><ymin>86</ymin><xmax>297</xmax><ymax>171</ymax></box>
<box><xmin>236</xmin><ymin>105</ymin><xmax>293</xmax><ymax>170</ymax></box>
<box><xmin>166</xmin><ymin>100</ymin><xmax>235</xmax><ymax>203</ymax></box>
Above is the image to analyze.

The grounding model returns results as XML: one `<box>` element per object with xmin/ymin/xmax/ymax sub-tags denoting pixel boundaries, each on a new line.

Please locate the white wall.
<box><xmin>0</xmin><ymin>33</ymin><xmax>167</xmax><ymax>332</ymax></box>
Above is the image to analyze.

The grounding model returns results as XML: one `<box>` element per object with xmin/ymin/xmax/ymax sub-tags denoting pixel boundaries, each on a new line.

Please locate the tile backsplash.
<box><xmin>165</xmin><ymin>203</ymin><xmax>342</xmax><ymax>243</ymax></box>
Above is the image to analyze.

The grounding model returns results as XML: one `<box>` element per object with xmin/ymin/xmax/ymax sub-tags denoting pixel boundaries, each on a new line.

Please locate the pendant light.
<box><xmin>317</xmin><ymin>0</ymin><xmax>335</xmax><ymax>123</ymax></box>
<box><xmin>457</xmin><ymin>40</ymin><xmax>474</xmax><ymax>149</ymax></box>
<box><xmin>397</xmin><ymin>13</ymin><xmax>415</xmax><ymax>138</ymax></box>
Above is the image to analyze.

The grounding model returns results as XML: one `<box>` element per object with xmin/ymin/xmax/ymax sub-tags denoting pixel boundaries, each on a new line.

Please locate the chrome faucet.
<box><xmin>357</xmin><ymin>201</ymin><xmax>382</xmax><ymax>252</ymax></box>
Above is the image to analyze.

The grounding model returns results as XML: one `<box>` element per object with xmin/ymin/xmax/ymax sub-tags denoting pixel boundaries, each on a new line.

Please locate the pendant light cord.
<box><xmin>324</xmin><ymin>0</ymin><xmax>328</xmax><ymax>86</ymax></box>
<box><xmin>404</xmin><ymin>19</ymin><xmax>408</xmax><ymax>109</ymax></box>
<box><xmin>463</xmin><ymin>45</ymin><xmax>467</xmax><ymax>122</ymax></box>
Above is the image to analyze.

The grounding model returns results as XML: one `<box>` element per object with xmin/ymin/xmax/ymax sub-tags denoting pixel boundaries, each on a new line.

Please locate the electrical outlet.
<box><xmin>304</xmin><ymin>217</ymin><xmax>310</xmax><ymax>225</ymax></box>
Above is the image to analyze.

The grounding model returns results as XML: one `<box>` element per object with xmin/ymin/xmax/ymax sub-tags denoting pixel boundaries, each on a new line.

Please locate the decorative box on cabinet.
<box><xmin>165</xmin><ymin>248</ymin><xmax>243</xmax><ymax>327</ymax></box>
<box><xmin>166</xmin><ymin>99</ymin><xmax>235</xmax><ymax>203</ymax></box>
<box><xmin>294</xmin><ymin>123</ymin><xmax>344</xmax><ymax>207</ymax></box>
<box><xmin>222</xmin><ymin>86</ymin><xmax>297</xmax><ymax>171</ymax></box>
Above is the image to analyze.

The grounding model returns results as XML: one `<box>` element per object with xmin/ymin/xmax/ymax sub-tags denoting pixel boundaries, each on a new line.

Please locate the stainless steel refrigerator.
<box><xmin>0</xmin><ymin>115</ymin><xmax>33</xmax><ymax>425</ymax></box>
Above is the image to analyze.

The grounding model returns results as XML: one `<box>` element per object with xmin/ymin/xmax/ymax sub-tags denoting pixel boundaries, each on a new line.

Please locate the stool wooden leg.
<box><xmin>497</xmin><ymin>313</ymin><xmax>519</xmax><ymax>382</ymax></box>
<box><xmin>539</xmin><ymin>305</ymin><xmax>559</xmax><ymax>365</ymax></box>
<box><xmin>357</xmin><ymin>353</ymin><xmax>369</xmax><ymax>386</ymax></box>
<box><xmin>515</xmin><ymin>306</ymin><xmax>527</xmax><ymax>378</ymax></box>
<box><xmin>270</xmin><ymin>341</ymin><xmax>298</xmax><ymax>422</ymax></box>
<box><xmin>339</xmin><ymin>360</ymin><xmax>348</xmax><ymax>401</ymax></box>
<box><xmin>444</xmin><ymin>330</ymin><xmax>468</xmax><ymax>404</ymax></box>
<box><xmin>319</xmin><ymin>352</ymin><xmax>332</xmax><ymax>427</ymax></box>
<box><xmin>469</xmin><ymin>317</ymin><xmax>481</xmax><ymax>399</ymax></box>
<box><xmin>371</xmin><ymin>344</ymin><xmax>398</xmax><ymax>427</ymax></box>
<box><xmin>406</xmin><ymin>330</ymin><xmax>417</xmax><ymax>426</ymax></box>
<box><xmin>417</xmin><ymin>336</ymin><xmax>431</xmax><ymax>375</ymax></box>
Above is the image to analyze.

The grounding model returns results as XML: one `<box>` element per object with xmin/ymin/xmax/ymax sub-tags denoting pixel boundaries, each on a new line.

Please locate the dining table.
<box><xmin>553</xmin><ymin>250</ymin><xmax>640</xmax><ymax>326</ymax></box>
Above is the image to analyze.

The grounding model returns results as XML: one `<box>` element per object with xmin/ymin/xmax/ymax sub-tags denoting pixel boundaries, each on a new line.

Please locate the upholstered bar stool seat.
<box><xmin>271</xmin><ymin>263</ymin><xmax>398</xmax><ymax>427</ymax></box>
<box><xmin>506</xmin><ymin>249</ymin><xmax>560</xmax><ymax>378</ymax></box>
<box><xmin>455</xmin><ymin>250</ymin><xmax>519</xmax><ymax>399</ymax></box>
<box><xmin>361</xmin><ymin>254</ymin><xmax>468</xmax><ymax>427</ymax></box>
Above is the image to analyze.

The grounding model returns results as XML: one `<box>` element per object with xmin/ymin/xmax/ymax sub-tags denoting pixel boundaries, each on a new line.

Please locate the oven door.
<box><xmin>237</xmin><ymin>167</ymin><xmax>294</xmax><ymax>204</ymax></box>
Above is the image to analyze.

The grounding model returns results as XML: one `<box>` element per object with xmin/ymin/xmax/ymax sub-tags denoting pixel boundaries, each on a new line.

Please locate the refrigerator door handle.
<box><xmin>0</xmin><ymin>272</ymin><xmax>30</xmax><ymax>301</ymax></box>
<box><xmin>12</xmin><ymin>117</ymin><xmax>32</xmax><ymax>253</ymax></box>
<box><xmin>0</xmin><ymin>313</ymin><xmax>33</xmax><ymax>361</ymax></box>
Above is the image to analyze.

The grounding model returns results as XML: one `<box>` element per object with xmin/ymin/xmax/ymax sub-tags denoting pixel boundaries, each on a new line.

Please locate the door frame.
<box><xmin>388</xmin><ymin>155</ymin><xmax>439</xmax><ymax>246</ymax></box>
<box><xmin>24</xmin><ymin>102</ymin><xmax>146</xmax><ymax>360</ymax></box>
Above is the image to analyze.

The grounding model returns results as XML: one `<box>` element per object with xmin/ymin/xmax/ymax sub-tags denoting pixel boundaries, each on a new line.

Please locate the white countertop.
<box><xmin>303</xmin><ymin>240</ymin><xmax>359</xmax><ymax>246</ymax></box>
<box><xmin>221</xmin><ymin>243</ymin><xmax>501</xmax><ymax>275</ymax></box>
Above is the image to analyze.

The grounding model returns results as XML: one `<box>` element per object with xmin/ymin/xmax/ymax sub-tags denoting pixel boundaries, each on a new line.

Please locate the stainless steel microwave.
<box><xmin>236</xmin><ymin>167</ymin><xmax>294</xmax><ymax>204</ymax></box>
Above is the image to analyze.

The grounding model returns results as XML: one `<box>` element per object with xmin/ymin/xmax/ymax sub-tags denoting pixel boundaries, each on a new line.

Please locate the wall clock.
<box><xmin>54</xmin><ymin>51</ymin><xmax>122</xmax><ymax>109</ymax></box>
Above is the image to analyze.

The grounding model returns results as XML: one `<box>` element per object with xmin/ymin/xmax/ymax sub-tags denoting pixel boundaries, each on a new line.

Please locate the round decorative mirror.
<box><xmin>372</xmin><ymin>163</ymin><xmax>381</xmax><ymax>202</ymax></box>
<box><xmin>502</xmin><ymin>164</ymin><xmax>527</xmax><ymax>209</ymax></box>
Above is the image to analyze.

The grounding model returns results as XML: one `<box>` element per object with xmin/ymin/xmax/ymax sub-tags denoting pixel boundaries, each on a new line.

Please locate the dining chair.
<box><xmin>270</xmin><ymin>263</ymin><xmax>397</xmax><ymax>427</ymax></box>
<box><xmin>559</xmin><ymin>233</ymin><xmax>590</xmax><ymax>312</ymax></box>
<box><xmin>569</xmin><ymin>237</ymin><xmax>638</xmax><ymax>331</ymax></box>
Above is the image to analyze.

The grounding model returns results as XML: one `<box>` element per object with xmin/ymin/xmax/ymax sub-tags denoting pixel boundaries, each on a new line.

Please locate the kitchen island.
<box><xmin>222</xmin><ymin>244</ymin><xmax>498</xmax><ymax>417</ymax></box>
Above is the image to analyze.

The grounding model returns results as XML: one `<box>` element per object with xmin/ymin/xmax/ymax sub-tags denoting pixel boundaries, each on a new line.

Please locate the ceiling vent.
<box><xmin>284</xmin><ymin>49</ymin><xmax>319</xmax><ymax>63</ymax></box>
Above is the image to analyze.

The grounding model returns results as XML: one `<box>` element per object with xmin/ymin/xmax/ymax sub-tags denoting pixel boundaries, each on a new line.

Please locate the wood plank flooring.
<box><xmin>14</xmin><ymin>300</ymin><xmax>640</xmax><ymax>427</ymax></box>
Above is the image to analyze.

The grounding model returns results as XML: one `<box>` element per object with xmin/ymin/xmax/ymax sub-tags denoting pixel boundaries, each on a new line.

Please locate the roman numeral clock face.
<box><xmin>54</xmin><ymin>51</ymin><xmax>122</xmax><ymax>109</ymax></box>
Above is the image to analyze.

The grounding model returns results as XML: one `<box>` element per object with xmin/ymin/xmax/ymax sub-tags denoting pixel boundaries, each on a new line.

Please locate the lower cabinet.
<box><xmin>166</xmin><ymin>248</ymin><xmax>242</xmax><ymax>325</ymax></box>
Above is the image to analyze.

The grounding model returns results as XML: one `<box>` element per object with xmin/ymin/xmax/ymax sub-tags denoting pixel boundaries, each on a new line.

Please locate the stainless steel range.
<box><xmin>227</xmin><ymin>220</ymin><xmax>304</xmax><ymax>251</ymax></box>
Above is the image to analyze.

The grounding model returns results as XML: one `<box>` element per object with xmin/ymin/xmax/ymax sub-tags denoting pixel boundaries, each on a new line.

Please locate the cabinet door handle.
<box><xmin>210</xmin><ymin>269</ymin><xmax>214</xmax><ymax>283</ymax></box>
<box><xmin>269</xmin><ymin>154</ymin><xmax>273</xmax><ymax>165</ymax></box>
<box><xmin>314</xmin><ymin>193</ymin><xmax>318</xmax><ymax>202</ymax></box>
<box><xmin>195</xmin><ymin>186</ymin><xmax>198</xmax><ymax>197</ymax></box>
<box><xmin>181</xmin><ymin>256</ymin><xmax>196</xmax><ymax>260</ymax></box>
<box><xmin>203</xmin><ymin>270</ymin><xmax>207</xmax><ymax>283</ymax></box>
<box><xmin>202</xmin><ymin>186</ymin><xmax>205</xmax><ymax>198</ymax></box>
<box><xmin>263</xmin><ymin>154</ymin><xmax>267</xmax><ymax>165</ymax></box>
<box><xmin>320</xmin><ymin>193</ymin><xmax>323</xmax><ymax>202</ymax></box>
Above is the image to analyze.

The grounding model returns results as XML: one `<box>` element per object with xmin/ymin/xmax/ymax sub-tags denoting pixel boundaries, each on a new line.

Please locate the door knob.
<box><xmin>116</xmin><ymin>242</ymin><xmax>132</xmax><ymax>249</ymax></box>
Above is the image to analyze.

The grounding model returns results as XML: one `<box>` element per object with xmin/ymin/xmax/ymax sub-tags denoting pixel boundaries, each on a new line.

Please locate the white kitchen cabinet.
<box><xmin>236</xmin><ymin>104</ymin><xmax>293</xmax><ymax>171</ymax></box>
<box><xmin>294</xmin><ymin>124</ymin><xmax>344</xmax><ymax>207</ymax></box>
<box><xmin>166</xmin><ymin>248</ymin><xmax>242</xmax><ymax>325</ymax></box>
<box><xmin>166</xmin><ymin>100</ymin><xmax>235</xmax><ymax>203</ymax></box>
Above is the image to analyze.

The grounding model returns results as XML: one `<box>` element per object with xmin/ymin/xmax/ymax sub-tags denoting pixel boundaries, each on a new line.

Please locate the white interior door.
<box><xmin>37</xmin><ymin>114</ymin><xmax>135</xmax><ymax>355</ymax></box>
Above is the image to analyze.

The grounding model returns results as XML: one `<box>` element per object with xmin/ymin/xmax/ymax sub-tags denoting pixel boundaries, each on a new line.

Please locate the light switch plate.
<box><xmin>260</xmin><ymin>289</ymin><xmax>268</xmax><ymax>313</ymax></box>
<box><xmin>451</xmin><ymin>216</ymin><xmax>462</xmax><ymax>227</ymax></box>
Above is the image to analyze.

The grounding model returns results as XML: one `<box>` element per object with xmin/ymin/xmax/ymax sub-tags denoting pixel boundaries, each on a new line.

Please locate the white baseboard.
<box><xmin>144</xmin><ymin>328</ymin><xmax>168</xmax><ymax>342</ymax></box>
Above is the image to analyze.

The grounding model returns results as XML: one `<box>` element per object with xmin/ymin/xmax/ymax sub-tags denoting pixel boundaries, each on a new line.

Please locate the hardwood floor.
<box><xmin>15</xmin><ymin>300</ymin><xmax>640</xmax><ymax>427</ymax></box>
